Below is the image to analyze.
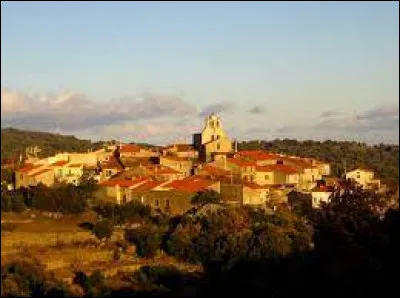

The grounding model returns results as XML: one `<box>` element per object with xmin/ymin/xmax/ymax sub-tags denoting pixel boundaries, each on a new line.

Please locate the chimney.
<box><xmin>234</xmin><ymin>139</ymin><xmax>238</xmax><ymax>153</ymax></box>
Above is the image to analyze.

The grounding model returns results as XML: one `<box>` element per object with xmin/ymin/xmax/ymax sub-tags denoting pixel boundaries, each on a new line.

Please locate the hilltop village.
<box><xmin>13</xmin><ymin>114</ymin><xmax>383</xmax><ymax>215</ymax></box>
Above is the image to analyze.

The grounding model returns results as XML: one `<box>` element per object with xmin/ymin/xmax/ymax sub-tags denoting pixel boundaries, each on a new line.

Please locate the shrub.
<box><xmin>191</xmin><ymin>190</ymin><xmax>222</xmax><ymax>206</ymax></box>
<box><xmin>1</xmin><ymin>259</ymin><xmax>70</xmax><ymax>297</ymax></box>
<box><xmin>93</xmin><ymin>220</ymin><xmax>114</xmax><ymax>240</ymax></box>
<box><xmin>124</xmin><ymin>224</ymin><xmax>165</xmax><ymax>258</ymax></box>
<box><xmin>78</xmin><ymin>222</ymin><xmax>95</xmax><ymax>231</ymax></box>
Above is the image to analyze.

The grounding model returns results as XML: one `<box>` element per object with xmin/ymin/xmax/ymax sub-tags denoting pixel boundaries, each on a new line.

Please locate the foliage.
<box><xmin>1</xmin><ymin>127</ymin><xmax>105</xmax><ymax>163</ymax></box>
<box><xmin>124</xmin><ymin>224</ymin><xmax>166</xmax><ymax>258</ymax></box>
<box><xmin>26</xmin><ymin>183</ymin><xmax>88</xmax><ymax>214</ymax></box>
<box><xmin>93</xmin><ymin>219</ymin><xmax>114</xmax><ymax>240</ymax></box>
<box><xmin>1</xmin><ymin>187</ymin><xmax>26</xmax><ymax>212</ymax></box>
<box><xmin>164</xmin><ymin>206</ymin><xmax>313</xmax><ymax>272</ymax></box>
<box><xmin>191</xmin><ymin>190</ymin><xmax>222</xmax><ymax>206</ymax></box>
<box><xmin>239</xmin><ymin>139</ymin><xmax>399</xmax><ymax>182</ymax></box>
<box><xmin>93</xmin><ymin>201</ymin><xmax>151</xmax><ymax>225</ymax></box>
<box><xmin>1</xmin><ymin>259</ymin><xmax>70</xmax><ymax>297</ymax></box>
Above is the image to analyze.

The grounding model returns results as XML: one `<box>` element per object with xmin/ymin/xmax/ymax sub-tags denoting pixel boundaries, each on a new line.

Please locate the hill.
<box><xmin>1</xmin><ymin>128</ymin><xmax>105</xmax><ymax>163</ymax></box>
<box><xmin>239</xmin><ymin>139</ymin><xmax>399</xmax><ymax>183</ymax></box>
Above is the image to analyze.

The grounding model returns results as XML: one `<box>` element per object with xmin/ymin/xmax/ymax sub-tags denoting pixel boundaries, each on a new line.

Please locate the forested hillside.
<box><xmin>239</xmin><ymin>139</ymin><xmax>399</xmax><ymax>183</ymax></box>
<box><xmin>1</xmin><ymin>128</ymin><xmax>105</xmax><ymax>162</ymax></box>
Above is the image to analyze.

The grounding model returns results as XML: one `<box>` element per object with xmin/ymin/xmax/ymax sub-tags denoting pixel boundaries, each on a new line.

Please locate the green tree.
<box><xmin>93</xmin><ymin>219</ymin><xmax>114</xmax><ymax>241</ymax></box>
<box><xmin>191</xmin><ymin>190</ymin><xmax>222</xmax><ymax>206</ymax></box>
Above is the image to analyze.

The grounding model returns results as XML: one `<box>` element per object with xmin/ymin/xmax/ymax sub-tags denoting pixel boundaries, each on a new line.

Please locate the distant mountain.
<box><xmin>1</xmin><ymin>127</ymin><xmax>105</xmax><ymax>162</ymax></box>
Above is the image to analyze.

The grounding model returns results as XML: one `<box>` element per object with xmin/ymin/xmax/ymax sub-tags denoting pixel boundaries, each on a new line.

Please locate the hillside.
<box><xmin>1</xmin><ymin>128</ymin><xmax>105</xmax><ymax>163</ymax></box>
<box><xmin>239</xmin><ymin>139</ymin><xmax>399</xmax><ymax>183</ymax></box>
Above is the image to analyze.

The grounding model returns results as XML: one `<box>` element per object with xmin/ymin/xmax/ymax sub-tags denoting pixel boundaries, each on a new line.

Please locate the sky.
<box><xmin>1</xmin><ymin>1</ymin><xmax>399</xmax><ymax>145</ymax></box>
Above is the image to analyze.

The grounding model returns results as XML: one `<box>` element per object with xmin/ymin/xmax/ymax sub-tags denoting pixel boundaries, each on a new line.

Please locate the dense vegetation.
<box><xmin>1</xmin><ymin>128</ymin><xmax>105</xmax><ymax>163</ymax></box>
<box><xmin>1</xmin><ymin>183</ymin><xmax>399</xmax><ymax>297</ymax></box>
<box><xmin>239</xmin><ymin>139</ymin><xmax>399</xmax><ymax>182</ymax></box>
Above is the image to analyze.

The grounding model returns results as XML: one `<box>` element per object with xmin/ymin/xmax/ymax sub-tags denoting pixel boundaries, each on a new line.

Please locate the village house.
<box><xmin>162</xmin><ymin>144</ymin><xmax>199</xmax><ymax>159</ymax></box>
<box><xmin>310</xmin><ymin>185</ymin><xmax>334</xmax><ymax>208</ymax></box>
<box><xmin>345</xmin><ymin>168</ymin><xmax>381</xmax><ymax>190</ymax></box>
<box><xmin>159</xmin><ymin>155</ymin><xmax>194</xmax><ymax>178</ymax></box>
<box><xmin>119</xmin><ymin>143</ymin><xmax>159</xmax><ymax>158</ymax></box>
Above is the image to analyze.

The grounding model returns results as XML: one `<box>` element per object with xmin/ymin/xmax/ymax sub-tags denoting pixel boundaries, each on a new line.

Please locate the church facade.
<box><xmin>193</xmin><ymin>114</ymin><xmax>234</xmax><ymax>162</ymax></box>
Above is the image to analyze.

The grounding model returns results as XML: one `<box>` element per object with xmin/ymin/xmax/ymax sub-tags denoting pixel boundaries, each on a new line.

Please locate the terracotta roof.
<box><xmin>120</xmin><ymin>144</ymin><xmax>141</xmax><ymax>153</ymax></box>
<box><xmin>131</xmin><ymin>180</ymin><xmax>164</xmax><ymax>191</ymax></box>
<box><xmin>199</xmin><ymin>165</ymin><xmax>230</xmax><ymax>176</ymax></box>
<box><xmin>18</xmin><ymin>164</ymin><xmax>42</xmax><ymax>173</ymax></box>
<box><xmin>30</xmin><ymin>168</ymin><xmax>52</xmax><ymax>177</ymax></box>
<box><xmin>102</xmin><ymin>157</ymin><xmax>125</xmax><ymax>170</ymax></box>
<box><xmin>312</xmin><ymin>185</ymin><xmax>335</xmax><ymax>192</ymax></box>
<box><xmin>227</xmin><ymin>158</ymin><xmax>256</xmax><ymax>168</ymax></box>
<box><xmin>50</xmin><ymin>160</ymin><xmax>69</xmax><ymax>167</ymax></box>
<box><xmin>255</xmin><ymin>164</ymin><xmax>300</xmax><ymax>174</ymax></box>
<box><xmin>99</xmin><ymin>177</ymin><xmax>147</xmax><ymax>187</ymax></box>
<box><xmin>282</xmin><ymin>157</ymin><xmax>315</xmax><ymax>169</ymax></box>
<box><xmin>164</xmin><ymin>177</ymin><xmax>216</xmax><ymax>193</ymax></box>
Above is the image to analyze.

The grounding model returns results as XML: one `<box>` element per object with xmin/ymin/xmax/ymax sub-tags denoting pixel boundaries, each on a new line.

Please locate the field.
<box><xmin>1</xmin><ymin>210</ymin><xmax>201</xmax><ymax>285</ymax></box>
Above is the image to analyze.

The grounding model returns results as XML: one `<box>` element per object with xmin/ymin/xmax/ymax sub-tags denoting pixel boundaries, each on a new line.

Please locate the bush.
<box><xmin>93</xmin><ymin>220</ymin><xmax>114</xmax><ymax>240</ymax></box>
<box><xmin>93</xmin><ymin>201</ymin><xmax>152</xmax><ymax>225</ymax></box>
<box><xmin>28</xmin><ymin>183</ymin><xmax>87</xmax><ymax>214</ymax></box>
<box><xmin>1</xmin><ymin>189</ymin><xmax>26</xmax><ymax>212</ymax></box>
<box><xmin>191</xmin><ymin>190</ymin><xmax>222</xmax><ymax>206</ymax></box>
<box><xmin>78</xmin><ymin>222</ymin><xmax>95</xmax><ymax>231</ymax></box>
<box><xmin>124</xmin><ymin>224</ymin><xmax>165</xmax><ymax>258</ymax></box>
<box><xmin>1</xmin><ymin>259</ymin><xmax>70</xmax><ymax>297</ymax></box>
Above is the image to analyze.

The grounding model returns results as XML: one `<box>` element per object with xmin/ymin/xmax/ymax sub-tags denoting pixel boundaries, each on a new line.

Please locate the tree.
<box><xmin>93</xmin><ymin>220</ymin><xmax>114</xmax><ymax>241</ymax></box>
<box><xmin>191</xmin><ymin>190</ymin><xmax>222</xmax><ymax>206</ymax></box>
<box><xmin>124</xmin><ymin>224</ymin><xmax>165</xmax><ymax>258</ymax></box>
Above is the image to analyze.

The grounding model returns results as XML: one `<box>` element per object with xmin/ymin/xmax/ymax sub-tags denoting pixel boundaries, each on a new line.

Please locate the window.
<box><xmin>166</xmin><ymin>199</ymin><xmax>170</xmax><ymax>208</ymax></box>
<box><xmin>20</xmin><ymin>174</ymin><xmax>23</xmax><ymax>180</ymax></box>
<box><xmin>155</xmin><ymin>200</ymin><xmax>159</xmax><ymax>207</ymax></box>
<box><xmin>122</xmin><ymin>195</ymin><xmax>127</xmax><ymax>204</ymax></box>
<box><xmin>216</xmin><ymin>135</ymin><xmax>220</xmax><ymax>140</ymax></box>
<box><xmin>217</xmin><ymin>143</ymin><xmax>220</xmax><ymax>150</ymax></box>
<box><xmin>357</xmin><ymin>174</ymin><xmax>360</xmax><ymax>179</ymax></box>
<box><xmin>211</xmin><ymin>135</ymin><xmax>215</xmax><ymax>141</ymax></box>
<box><xmin>265</xmin><ymin>175</ymin><xmax>270</xmax><ymax>180</ymax></box>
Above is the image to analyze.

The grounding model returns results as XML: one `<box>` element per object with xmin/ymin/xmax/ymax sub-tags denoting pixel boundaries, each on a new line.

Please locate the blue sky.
<box><xmin>1</xmin><ymin>1</ymin><xmax>399</xmax><ymax>144</ymax></box>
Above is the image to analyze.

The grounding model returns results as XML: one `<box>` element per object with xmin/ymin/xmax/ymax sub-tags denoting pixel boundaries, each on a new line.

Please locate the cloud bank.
<box><xmin>1</xmin><ymin>88</ymin><xmax>398</xmax><ymax>145</ymax></box>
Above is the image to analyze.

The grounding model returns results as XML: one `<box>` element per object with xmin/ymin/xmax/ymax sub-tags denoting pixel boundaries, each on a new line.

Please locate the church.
<box><xmin>193</xmin><ymin>114</ymin><xmax>235</xmax><ymax>162</ymax></box>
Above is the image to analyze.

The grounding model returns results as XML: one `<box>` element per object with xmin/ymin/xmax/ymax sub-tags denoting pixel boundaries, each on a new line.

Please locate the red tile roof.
<box><xmin>199</xmin><ymin>165</ymin><xmax>230</xmax><ymax>176</ymax></box>
<box><xmin>131</xmin><ymin>180</ymin><xmax>164</xmax><ymax>191</ymax></box>
<box><xmin>18</xmin><ymin>164</ymin><xmax>42</xmax><ymax>173</ymax></box>
<box><xmin>120</xmin><ymin>144</ymin><xmax>141</xmax><ymax>153</ymax></box>
<box><xmin>50</xmin><ymin>160</ymin><xmax>69</xmax><ymax>167</ymax></box>
<box><xmin>255</xmin><ymin>164</ymin><xmax>300</xmax><ymax>174</ymax></box>
<box><xmin>312</xmin><ymin>185</ymin><xmax>335</xmax><ymax>192</ymax></box>
<box><xmin>102</xmin><ymin>157</ymin><xmax>125</xmax><ymax>170</ymax></box>
<box><xmin>165</xmin><ymin>177</ymin><xmax>216</xmax><ymax>193</ymax></box>
<box><xmin>281</xmin><ymin>157</ymin><xmax>315</xmax><ymax>169</ymax></box>
<box><xmin>227</xmin><ymin>158</ymin><xmax>256</xmax><ymax>167</ymax></box>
